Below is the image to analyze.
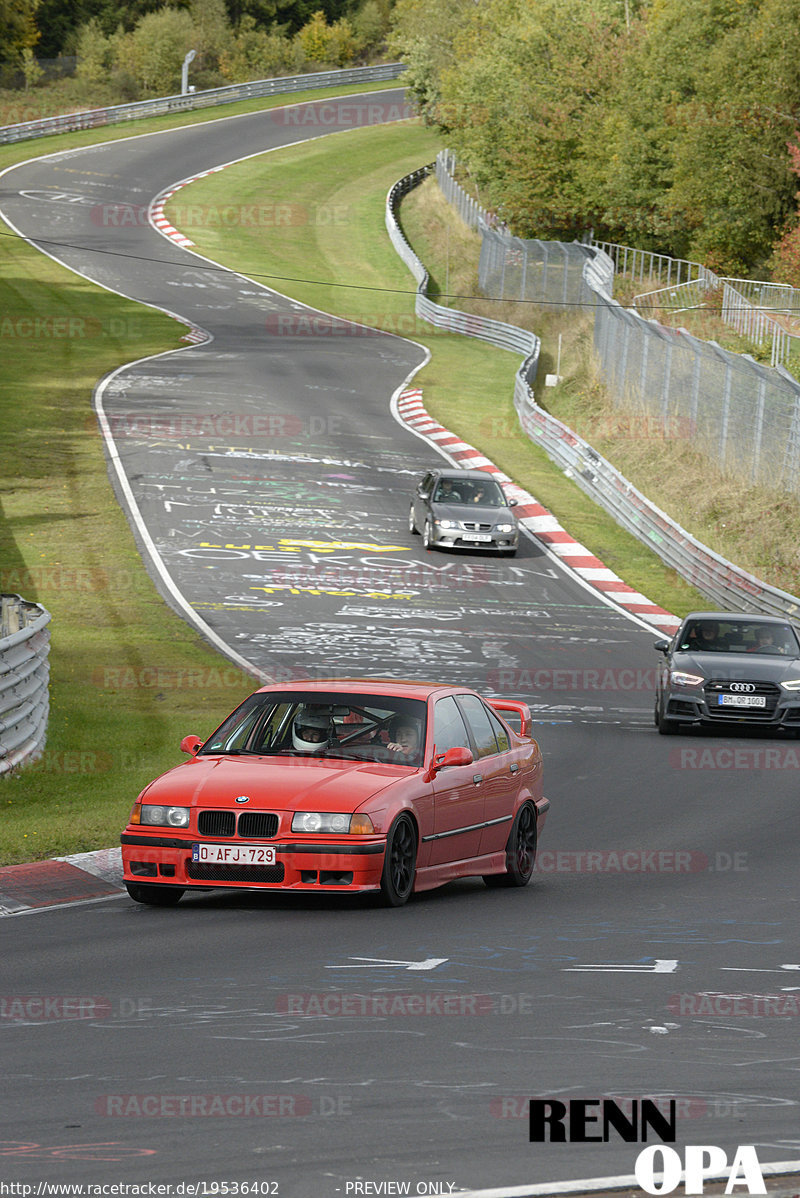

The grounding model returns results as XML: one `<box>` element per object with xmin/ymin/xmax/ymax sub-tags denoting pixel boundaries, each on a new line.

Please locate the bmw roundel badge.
<box><xmin>235</xmin><ymin>795</ymin><xmax>251</xmax><ymax>803</ymax></box>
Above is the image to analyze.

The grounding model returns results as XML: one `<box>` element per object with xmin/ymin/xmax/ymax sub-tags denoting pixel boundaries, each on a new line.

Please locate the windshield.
<box><xmin>677</xmin><ymin>620</ymin><xmax>800</xmax><ymax>655</ymax></box>
<box><xmin>199</xmin><ymin>691</ymin><xmax>427</xmax><ymax>767</ymax></box>
<box><xmin>433</xmin><ymin>477</ymin><xmax>507</xmax><ymax>507</ymax></box>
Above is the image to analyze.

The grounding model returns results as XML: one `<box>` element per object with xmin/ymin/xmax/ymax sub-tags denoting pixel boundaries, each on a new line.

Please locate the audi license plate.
<box><xmin>718</xmin><ymin>694</ymin><xmax>766</xmax><ymax>708</ymax></box>
<box><xmin>192</xmin><ymin>843</ymin><xmax>276</xmax><ymax>864</ymax></box>
<box><xmin>462</xmin><ymin>534</ymin><xmax>492</xmax><ymax>543</ymax></box>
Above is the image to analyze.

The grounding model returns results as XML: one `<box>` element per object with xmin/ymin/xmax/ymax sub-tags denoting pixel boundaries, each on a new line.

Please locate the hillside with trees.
<box><xmin>0</xmin><ymin>0</ymin><xmax>392</xmax><ymax>120</ymax></box>
<box><xmin>389</xmin><ymin>0</ymin><xmax>800</xmax><ymax>282</ymax></box>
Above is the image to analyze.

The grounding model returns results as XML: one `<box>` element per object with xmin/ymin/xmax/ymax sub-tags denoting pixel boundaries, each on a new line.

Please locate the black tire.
<box><xmin>380</xmin><ymin>814</ymin><xmax>417</xmax><ymax>907</ymax></box>
<box><xmin>483</xmin><ymin>801</ymin><xmax>537</xmax><ymax>888</ymax></box>
<box><xmin>125</xmin><ymin>882</ymin><xmax>185</xmax><ymax>907</ymax></box>
<box><xmin>422</xmin><ymin>520</ymin><xmax>433</xmax><ymax>551</ymax></box>
<box><xmin>408</xmin><ymin>505</ymin><xmax>419</xmax><ymax>534</ymax></box>
<box><xmin>656</xmin><ymin>700</ymin><xmax>679</xmax><ymax>735</ymax></box>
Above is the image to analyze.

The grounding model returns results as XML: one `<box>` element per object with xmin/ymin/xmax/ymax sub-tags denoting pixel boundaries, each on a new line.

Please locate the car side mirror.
<box><xmin>180</xmin><ymin>734</ymin><xmax>203</xmax><ymax>755</ymax></box>
<box><xmin>432</xmin><ymin>745</ymin><xmax>473</xmax><ymax>772</ymax></box>
<box><xmin>417</xmin><ymin>488</ymin><xmax>429</xmax><ymax>499</ymax></box>
<box><xmin>653</xmin><ymin>640</ymin><xmax>670</xmax><ymax>654</ymax></box>
<box><xmin>508</xmin><ymin>498</ymin><xmax>518</xmax><ymax>507</ymax></box>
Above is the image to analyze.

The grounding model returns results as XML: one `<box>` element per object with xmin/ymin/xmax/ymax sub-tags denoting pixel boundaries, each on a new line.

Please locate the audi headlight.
<box><xmin>781</xmin><ymin>679</ymin><xmax>800</xmax><ymax>690</ymax></box>
<box><xmin>292</xmin><ymin>812</ymin><xmax>375</xmax><ymax>834</ymax></box>
<box><xmin>495</xmin><ymin>523</ymin><xmax>514</xmax><ymax>533</ymax></box>
<box><xmin>434</xmin><ymin>519</ymin><xmax>456</xmax><ymax>529</ymax></box>
<box><xmin>139</xmin><ymin>804</ymin><xmax>190</xmax><ymax>828</ymax></box>
<box><xmin>670</xmin><ymin>671</ymin><xmax>704</xmax><ymax>687</ymax></box>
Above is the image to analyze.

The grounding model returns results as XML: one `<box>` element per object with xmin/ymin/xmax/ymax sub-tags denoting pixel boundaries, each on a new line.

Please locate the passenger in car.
<box><xmin>385</xmin><ymin>716</ymin><xmax>421</xmax><ymax>763</ymax></box>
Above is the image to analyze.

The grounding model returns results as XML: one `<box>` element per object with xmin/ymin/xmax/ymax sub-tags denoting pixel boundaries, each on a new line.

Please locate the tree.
<box><xmin>123</xmin><ymin>7</ymin><xmax>197</xmax><ymax>95</ymax></box>
<box><xmin>388</xmin><ymin>0</ymin><xmax>478</xmax><ymax>118</ymax></box>
<box><xmin>0</xmin><ymin>0</ymin><xmax>39</xmax><ymax>67</ymax></box>
<box><xmin>75</xmin><ymin>17</ymin><xmax>112</xmax><ymax>88</ymax></box>
<box><xmin>20</xmin><ymin>44</ymin><xmax>43</xmax><ymax>87</ymax></box>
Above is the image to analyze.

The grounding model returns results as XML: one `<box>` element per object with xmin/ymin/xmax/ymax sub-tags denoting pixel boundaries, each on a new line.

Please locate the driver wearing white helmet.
<box><xmin>292</xmin><ymin>708</ymin><xmax>331</xmax><ymax>753</ymax></box>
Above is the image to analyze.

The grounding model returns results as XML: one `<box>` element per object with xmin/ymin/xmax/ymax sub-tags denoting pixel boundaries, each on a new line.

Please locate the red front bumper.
<box><xmin>121</xmin><ymin>831</ymin><xmax>387</xmax><ymax>893</ymax></box>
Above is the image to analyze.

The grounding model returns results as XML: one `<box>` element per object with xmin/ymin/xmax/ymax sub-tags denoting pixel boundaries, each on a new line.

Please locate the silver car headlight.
<box><xmin>292</xmin><ymin>812</ymin><xmax>374</xmax><ymax>834</ymax></box>
<box><xmin>140</xmin><ymin>804</ymin><xmax>191</xmax><ymax>828</ymax></box>
<box><xmin>434</xmin><ymin>519</ymin><xmax>456</xmax><ymax>529</ymax></box>
<box><xmin>495</xmin><ymin>523</ymin><xmax>514</xmax><ymax>533</ymax></box>
<box><xmin>781</xmin><ymin>679</ymin><xmax>800</xmax><ymax>690</ymax></box>
<box><xmin>669</xmin><ymin>670</ymin><xmax>704</xmax><ymax>687</ymax></box>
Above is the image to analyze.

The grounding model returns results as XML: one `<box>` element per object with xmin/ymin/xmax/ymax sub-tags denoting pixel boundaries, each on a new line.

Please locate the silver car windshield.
<box><xmin>433</xmin><ymin>478</ymin><xmax>507</xmax><ymax>506</ymax></box>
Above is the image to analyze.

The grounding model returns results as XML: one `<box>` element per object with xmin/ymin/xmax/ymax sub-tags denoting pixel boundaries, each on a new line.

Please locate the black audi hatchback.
<box><xmin>654</xmin><ymin>611</ymin><xmax>800</xmax><ymax>735</ymax></box>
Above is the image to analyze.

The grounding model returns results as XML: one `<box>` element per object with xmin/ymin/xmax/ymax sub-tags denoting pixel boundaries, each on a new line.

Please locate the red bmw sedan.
<box><xmin>121</xmin><ymin>679</ymin><xmax>548</xmax><ymax>908</ymax></box>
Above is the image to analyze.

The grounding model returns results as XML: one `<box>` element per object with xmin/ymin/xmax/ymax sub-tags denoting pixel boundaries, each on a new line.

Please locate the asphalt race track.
<box><xmin>1</xmin><ymin>91</ymin><xmax>798</xmax><ymax>1196</ymax></box>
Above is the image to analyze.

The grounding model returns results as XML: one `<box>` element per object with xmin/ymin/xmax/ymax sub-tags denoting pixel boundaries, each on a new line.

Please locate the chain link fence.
<box><xmin>427</xmin><ymin>151</ymin><xmax>800</xmax><ymax>616</ymax></box>
<box><xmin>435</xmin><ymin>151</ymin><xmax>800</xmax><ymax>496</ymax></box>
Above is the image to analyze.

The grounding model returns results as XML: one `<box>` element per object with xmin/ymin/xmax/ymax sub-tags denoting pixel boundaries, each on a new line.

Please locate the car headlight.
<box><xmin>434</xmin><ymin>519</ymin><xmax>456</xmax><ymax>529</ymax></box>
<box><xmin>495</xmin><ymin>523</ymin><xmax>514</xmax><ymax>533</ymax></box>
<box><xmin>292</xmin><ymin>812</ymin><xmax>375</xmax><ymax>834</ymax></box>
<box><xmin>781</xmin><ymin>679</ymin><xmax>800</xmax><ymax>690</ymax></box>
<box><xmin>669</xmin><ymin>670</ymin><xmax>704</xmax><ymax>687</ymax></box>
<box><xmin>138</xmin><ymin>804</ymin><xmax>191</xmax><ymax>828</ymax></box>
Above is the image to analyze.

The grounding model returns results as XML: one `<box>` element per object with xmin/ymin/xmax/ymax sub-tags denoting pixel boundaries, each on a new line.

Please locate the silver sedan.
<box><xmin>409</xmin><ymin>469</ymin><xmax>519</xmax><ymax>556</ymax></box>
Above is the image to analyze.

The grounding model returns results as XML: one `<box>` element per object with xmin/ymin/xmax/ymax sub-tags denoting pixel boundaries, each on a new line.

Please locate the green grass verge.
<box><xmin>166</xmin><ymin>129</ymin><xmax>708</xmax><ymax>618</ymax></box>
<box><xmin>0</xmin><ymin>81</ymin><xmax>403</xmax><ymax>867</ymax></box>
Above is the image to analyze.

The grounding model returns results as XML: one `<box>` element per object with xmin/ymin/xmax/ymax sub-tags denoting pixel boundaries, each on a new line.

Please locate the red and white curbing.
<box><xmin>397</xmin><ymin>388</ymin><xmax>680</xmax><ymax>631</ymax></box>
<box><xmin>149</xmin><ymin>165</ymin><xmax>226</xmax><ymax>250</ymax></box>
<box><xmin>0</xmin><ymin>849</ymin><xmax>124</xmax><ymax>917</ymax></box>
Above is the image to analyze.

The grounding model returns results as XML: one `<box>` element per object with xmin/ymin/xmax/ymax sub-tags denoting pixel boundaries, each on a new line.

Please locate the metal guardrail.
<box><xmin>511</xmin><ymin>377</ymin><xmax>800</xmax><ymax>620</ymax></box>
<box><xmin>0</xmin><ymin>595</ymin><xmax>51</xmax><ymax>775</ymax></box>
<box><xmin>385</xmin><ymin>167</ymin><xmax>540</xmax><ymax>389</ymax></box>
<box><xmin>412</xmin><ymin>153</ymin><xmax>800</xmax><ymax>622</ymax></box>
<box><xmin>0</xmin><ymin>62</ymin><xmax>406</xmax><ymax>145</ymax></box>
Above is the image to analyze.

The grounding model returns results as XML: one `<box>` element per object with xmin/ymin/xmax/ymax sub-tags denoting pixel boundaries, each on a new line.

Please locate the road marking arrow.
<box><xmin>563</xmin><ymin>959</ymin><xmax>678</xmax><ymax>973</ymax></box>
<box><xmin>326</xmin><ymin>956</ymin><xmax>448</xmax><ymax>972</ymax></box>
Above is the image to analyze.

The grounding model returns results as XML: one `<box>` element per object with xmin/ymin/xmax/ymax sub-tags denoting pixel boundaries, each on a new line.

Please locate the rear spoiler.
<box><xmin>488</xmin><ymin>699</ymin><xmax>532</xmax><ymax>738</ymax></box>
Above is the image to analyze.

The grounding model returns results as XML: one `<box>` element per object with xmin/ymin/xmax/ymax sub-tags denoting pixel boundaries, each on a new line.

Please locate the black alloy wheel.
<box><xmin>484</xmin><ymin>801</ymin><xmax>537</xmax><ymax>888</ymax></box>
<box><xmin>380</xmin><ymin>814</ymin><xmax>417</xmax><ymax>906</ymax></box>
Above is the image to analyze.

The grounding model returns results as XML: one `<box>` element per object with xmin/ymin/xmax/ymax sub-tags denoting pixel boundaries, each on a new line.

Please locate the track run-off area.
<box><xmin>0</xmin><ymin>90</ymin><xmax>798</xmax><ymax>1196</ymax></box>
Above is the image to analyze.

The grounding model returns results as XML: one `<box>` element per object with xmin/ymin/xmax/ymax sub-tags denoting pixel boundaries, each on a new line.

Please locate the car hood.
<box><xmin>673</xmin><ymin>650</ymin><xmax>800</xmax><ymax>684</ymax></box>
<box><xmin>140</xmin><ymin>755</ymin><xmax>408</xmax><ymax>812</ymax></box>
<box><xmin>430</xmin><ymin>502</ymin><xmax>515</xmax><ymax>522</ymax></box>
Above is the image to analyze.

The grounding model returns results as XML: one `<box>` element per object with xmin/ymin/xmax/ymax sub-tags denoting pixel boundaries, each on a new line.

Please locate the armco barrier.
<box><xmin>0</xmin><ymin>63</ymin><xmax>405</xmax><ymax>145</ymax></box>
<box><xmin>0</xmin><ymin>595</ymin><xmax>51</xmax><ymax>775</ymax></box>
<box><xmin>392</xmin><ymin>161</ymin><xmax>800</xmax><ymax>622</ymax></box>
<box><xmin>385</xmin><ymin>167</ymin><xmax>540</xmax><ymax>388</ymax></box>
<box><xmin>512</xmin><ymin>376</ymin><xmax>800</xmax><ymax>620</ymax></box>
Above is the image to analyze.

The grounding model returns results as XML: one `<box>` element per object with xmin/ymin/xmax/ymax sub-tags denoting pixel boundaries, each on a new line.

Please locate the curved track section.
<box><xmin>1</xmin><ymin>94</ymin><xmax>798</xmax><ymax>1195</ymax></box>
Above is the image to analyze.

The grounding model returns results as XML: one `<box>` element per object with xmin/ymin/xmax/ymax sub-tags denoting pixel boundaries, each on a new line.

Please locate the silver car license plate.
<box><xmin>718</xmin><ymin>694</ymin><xmax>766</xmax><ymax>708</ymax></box>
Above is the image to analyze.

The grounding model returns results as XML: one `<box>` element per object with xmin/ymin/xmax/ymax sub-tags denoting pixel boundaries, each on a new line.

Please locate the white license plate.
<box><xmin>462</xmin><ymin>533</ymin><xmax>492</xmax><ymax>543</ymax></box>
<box><xmin>192</xmin><ymin>843</ymin><xmax>276</xmax><ymax>864</ymax></box>
<box><xmin>718</xmin><ymin>694</ymin><xmax>766</xmax><ymax>708</ymax></box>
